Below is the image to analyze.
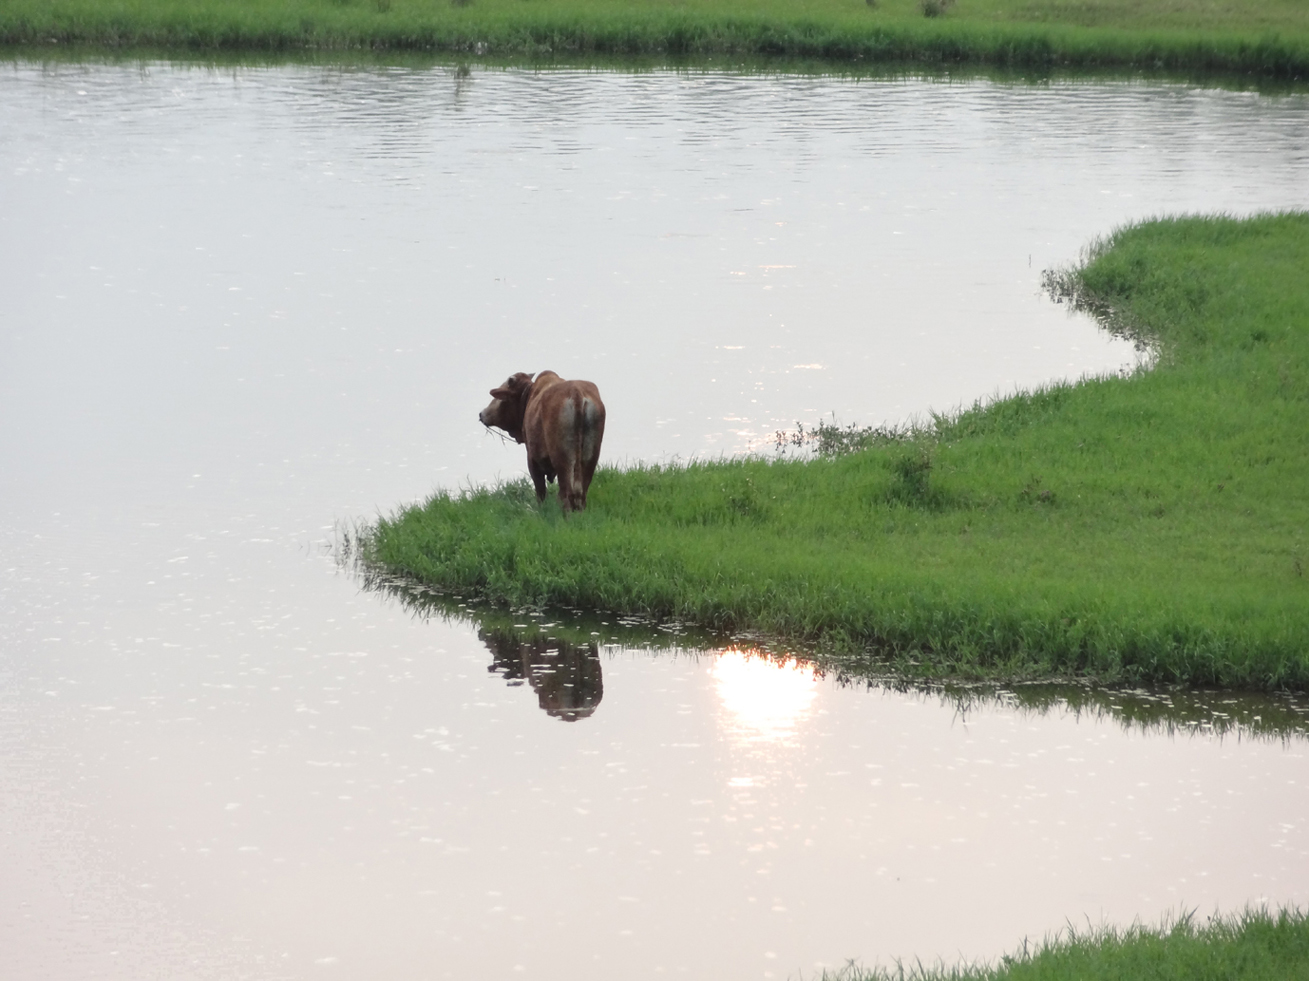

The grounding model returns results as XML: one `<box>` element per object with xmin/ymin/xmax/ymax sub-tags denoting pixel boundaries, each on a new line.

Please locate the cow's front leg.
<box><xmin>527</xmin><ymin>458</ymin><xmax>549</xmax><ymax>502</ymax></box>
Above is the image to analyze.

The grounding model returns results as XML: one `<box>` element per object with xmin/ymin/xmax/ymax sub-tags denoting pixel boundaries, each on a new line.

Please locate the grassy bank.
<box><xmin>370</xmin><ymin>212</ymin><xmax>1309</xmax><ymax>691</ymax></box>
<box><xmin>826</xmin><ymin>907</ymin><xmax>1309</xmax><ymax>981</ymax></box>
<box><xmin>4</xmin><ymin>0</ymin><xmax>1309</xmax><ymax>78</ymax></box>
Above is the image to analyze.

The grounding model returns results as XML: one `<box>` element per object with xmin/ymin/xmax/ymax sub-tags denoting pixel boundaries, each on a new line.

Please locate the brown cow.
<box><xmin>478</xmin><ymin>371</ymin><xmax>606</xmax><ymax>512</ymax></box>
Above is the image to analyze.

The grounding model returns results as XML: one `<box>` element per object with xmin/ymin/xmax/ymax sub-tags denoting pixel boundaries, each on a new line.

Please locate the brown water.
<box><xmin>3</xmin><ymin>60</ymin><xmax>1309</xmax><ymax>980</ymax></box>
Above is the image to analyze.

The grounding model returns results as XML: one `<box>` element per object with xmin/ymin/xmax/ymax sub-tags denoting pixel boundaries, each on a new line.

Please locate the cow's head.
<box><xmin>478</xmin><ymin>372</ymin><xmax>534</xmax><ymax>444</ymax></box>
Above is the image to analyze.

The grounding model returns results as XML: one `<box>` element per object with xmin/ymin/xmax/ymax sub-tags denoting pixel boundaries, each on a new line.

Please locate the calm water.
<box><xmin>3</xmin><ymin>60</ymin><xmax>1309</xmax><ymax>979</ymax></box>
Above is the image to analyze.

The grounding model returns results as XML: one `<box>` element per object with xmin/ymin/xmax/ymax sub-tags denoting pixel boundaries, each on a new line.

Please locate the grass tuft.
<box><xmin>816</xmin><ymin>906</ymin><xmax>1309</xmax><ymax>981</ymax></box>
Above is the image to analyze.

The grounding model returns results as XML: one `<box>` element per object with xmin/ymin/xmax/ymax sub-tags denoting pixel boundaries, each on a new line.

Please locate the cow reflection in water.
<box><xmin>479</xmin><ymin>629</ymin><xmax>603</xmax><ymax>721</ymax></box>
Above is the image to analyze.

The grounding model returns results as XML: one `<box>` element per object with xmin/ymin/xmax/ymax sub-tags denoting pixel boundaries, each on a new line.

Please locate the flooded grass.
<box><xmin>370</xmin><ymin>212</ymin><xmax>1309</xmax><ymax>691</ymax></box>
<box><xmin>823</xmin><ymin>906</ymin><xmax>1309</xmax><ymax>980</ymax></box>
<box><xmin>3</xmin><ymin>0</ymin><xmax>1309</xmax><ymax>77</ymax></box>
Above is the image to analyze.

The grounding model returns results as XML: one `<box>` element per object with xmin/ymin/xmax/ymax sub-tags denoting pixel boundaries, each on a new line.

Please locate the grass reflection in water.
<box><xmin>347</xmin><ymin>550</ymin><xmax>1309</xmax><ymax>742</ymax></box>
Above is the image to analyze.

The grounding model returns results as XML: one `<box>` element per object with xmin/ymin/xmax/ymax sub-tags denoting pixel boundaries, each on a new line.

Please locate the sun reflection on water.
<box><xmin>711</xmin><ymin>648</ymin><xmax>818</xmax><ymax>744</ymax></box>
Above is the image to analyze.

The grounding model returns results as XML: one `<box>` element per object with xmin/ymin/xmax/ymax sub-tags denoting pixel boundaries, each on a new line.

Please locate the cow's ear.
<box><xmin>490</xmin><ymin>387</ymin><xmax>510</xmax><ymax>400</ymax></box>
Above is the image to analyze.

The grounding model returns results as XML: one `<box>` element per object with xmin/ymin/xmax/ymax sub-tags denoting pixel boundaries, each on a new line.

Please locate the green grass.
<box><xmin>821</xmin><ymin>907</ymin><xmax>1309</xmax><ymax>981</ymax></box>
<box><xmin>4</xmin><ymin>0</ymin><xmax>1309</xmax><ymax>78</ymax></box>
<box><xmin>369</xmin><ymin>212</ymin><xmax>1309</xmax><ymax>691</ymax></box>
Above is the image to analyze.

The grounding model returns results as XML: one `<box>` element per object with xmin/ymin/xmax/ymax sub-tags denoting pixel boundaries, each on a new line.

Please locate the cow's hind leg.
<box><xmin>578</xmin><ymin>455</ymin><xmax>599</xmax><ymax>510</ymax></box>
<box><xmin>568</xmin><ymin>456</ymin><xmax>587</xmax><ymax>512</ymax></box>
<box><xmin>556</xmin><ymin>451</ymin><xmax>580</xmax><ymax>514</ymax></box>
<box><xmin>564</xmin><ymin>430</ymin><xmax>589</xmax><ymax>512</ymax></box>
